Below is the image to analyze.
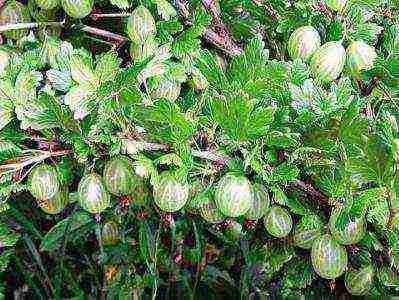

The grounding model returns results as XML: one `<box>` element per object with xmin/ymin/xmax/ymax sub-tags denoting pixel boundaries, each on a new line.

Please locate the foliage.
<box><xmin>0</xmin><ymin>0</ymin><xmax>398</xmax><ymax>298</ymax></box>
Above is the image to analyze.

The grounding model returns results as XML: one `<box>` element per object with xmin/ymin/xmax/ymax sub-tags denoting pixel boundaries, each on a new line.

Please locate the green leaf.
<box><xmin>353</xmin><ymin>187</ymin><xmax>388</xmax><ymax>218</ymax></box>
<box><xmin>351</xmin><ymin>22</ymin><xmax>383</xmax><ymax>45</ymax></box>
<box><xmin>154</xmin><ymin>0</ymin><xmax>177</xmax><ymax>21</ymax></box>
<box><xmin>228</xmin><ymin>36</ymin><xmax>269</xmax><ymax>83</ymax></box>
<box><xmin>195</xmin><ymin>50</ymin><xmax>227</xmax><ymax>89</ymax></box>
<box><xmin>265</xmin><ymin>162</ymin><xmax>300</xmax><ymax>183</ymax></box>
<box><xmin>312</xmin><ymin>168</ymin><xmax>343</xmax><ymax>199</ymax></box>
<box><xmin>286</xmin><ymin>197</ymin><xmax>310</xmax><ymax>215</ymax></box>
<box><xmin>393</xmin><ymin>175</ymin><xmax>399</xmax><ymax>212</ymax></box>
<box><xmin>270</xmin><ymin>185</ymin><xmax>288</xmax><ymax>205</ymax></box>
<box><xmin>366</xmin><ymin>197</ymin><xmax>390</xmax><ymax>229</ymax></box>
<box><xmin>290</xmin><ymin>78</ymin><xmax>351</xmax><ymax>117</ymax></box>
<box><xmin>4</xmin><ymin>49</ymin><xmax>43</xmax><ymax>81</ymax></box>
<box><xmin>135</xmin><ymin>99</ymin><xmax>195</xmax><ymax>143</ymax></box>
<box><xmin>0</xmin><ymin>221</ymin><xmax>20</xmax><ymax>247</ymax></box>
<box><xmin>386</xmin><ymin>231</ymin><xmax>399</xmax><ymax>269</ymax></box>
<box><xmin>202</xmin><ymin>265</ymin><xmax>235</xmax><ymax>287</ymax></box>
<box><xmin>47</xmin><ymin>69</ymin><xmax>72</xmax><ymax>92</ymax></box>
<box><xmin>40</xmin><ymin>36</ymin><xmax>63</xmax><ymax>67</ymax></box>
<box><xmin>69</xmin><ymin>53</ymin><xmax>96</xmax><ymax>86</ymax></box>
<box><xmin>64</xmin><ymin>84</ymin><xmax>96</xmax><ymax>120</ymax></box>
<box><xmin>191</xmin><ymin>7</ymin><xmax>212</xmax><ymax>28</ymax></box>
<box><xmin>137</xmin><ymin>45</ymin><xmax>171</xmax><ymax>84</ymax></box>
<box><xmin>210</xmin><ymin>92</ymin><xmax>275</xmax><ymax>141</ymax></box>
<box><xmin>0</xmin><ymin>140</ymin><xmax>21</xmax><ymax>164</ymax></box>
<box><xmin>43</xmin><ymin>220</ymin><xmax>73</xmax><ymax>248</ymax></box>
<box><xmin>14</xmin><ymin>70</ymin><xmax>42</xmax><ymax>105</ymax></box>
<box><xmin>0</xmin><ymin>249</ymin><xmax>13</xmax><ymax>272</ymax></box>
<box><xmin>54</xmin><ymin>41</ymin><xmax>74</xmax><ymax>72</ymax></box>
<box><xmin>138</xmin><ymin>221</ymin><xmax>157</xmax><ymax>275</ymax></box>
<box><xmin>0</xmin><ymin>92</ymin><xmax>13</xmax><ymax>131</ymax></box>
<box><xmin>330</xmin><ymin>77</ymin><xmax>354</xmax><ymax>109</ymax></box>
<box><xmin>368</xmin><ymin>57</ymin><xmax>399</xmax><ymax>88</ymax></box>
<box><xmin>172</xmin><ymin>9</ymin><xmax>210</xmax><ymax>57</ymax></box>
<box><xmin>265</xmin><ymin>130</ymin><xmax>300</xmax><ymax>148</ymax></box>
<box><xmin>247</xmin><ymin>106</ymin><xmax>276</xmax><ymax>138</ymax></box>
<box><xmin>18</xmin><ymin>93</ymin><xmax>68</xmax><ymax>130</ymax></box>
<box><xmin>260</xmin><ymin>244</ymin><xmax>295</xmax><ymax>280</ymax></box>
<box><xmin>347</xmin><ymin>134</ymin><xmax>391</xmax><ymax>184</ymax></box>
<box><xmin>40</xmin><ymin>211</ymin><xmax>94</xmax><ymax>252</ymax></box>
<box><xmin>290</xmin><ymin>59</ymin><xmax>310</xmax><ymax>86</ymax></box>
<box><xmin>283</xmin><ymin>257</ymin><xmax>316</xmax><ymax>290</ymax></box>
<box><xmin>95</xmin><ymin>51</ymin><xmax>121</xmax><ymax>83</ymax></box>
<box><xmin>339</xmin><ymin>109</ymin><xmax>369</xmax><ymax>150</ymax></box>
<box><xmin>12</xmin><ymin>70</ymin><xmax>69</xmax><ymax>130</ymax></box>
<box><xmin>110</xmin><ymin>0</ymin><xmax>129</xmax><ymax>9</ymax></box>
<box><xmin>382</xmin><ymin>24</ymin><xmax>399</xmax><ymax>57</ymax></box>
<box><xmin>172</xmin><ymin>30</ymin><xmax>202</xmax><ymax>58</ymax></box>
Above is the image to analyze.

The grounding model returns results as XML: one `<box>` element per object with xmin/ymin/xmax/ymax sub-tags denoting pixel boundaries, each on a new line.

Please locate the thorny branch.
<box><xmin>0</xmin><ymin>21</ymin><xmax>64</xmax><ymax>33</ymax></box>
<box><xmin>175</xmin><ymin>0</ymin><xmax>243</xmax><ymax>56</ymax></box>
<box><xmin>0</xmin><ymin>149</ymin><xmax>72</xmax><ymax>180</ymax></box>
<box><xmin>317</xmin><ymin>1</ymin><xmax>334</xmax><ymax>20</ymax></box>
<box><xmin>289</xmin><ymin>179</ymin><xmax>330</xmax><ymax>204</ymax></box>
<box><xmin>121</xmin><ymin>138</ymin><xmax>330</xmax><ymax>204</ymax></box>
<box><xmin>0</xmin><ymin>21</ymin><xmax>128</xmax><ymax>47</ymax></box>
<box><xmin>360</xmin><ymin>76</ymin><xmax>380</xmax><ymax>97</ymax></box>
<box><xmin>262</xmin><ymin>2</ymin><xmax>282</xmax><ymax>21</ymax></box>
<box><xmin>78</xmin><ymin>25</ymin><xmax>128</xmax><ymax>47</ymax></box>
<box><xmin>90</xmin><ymin>12</ymin><xmax>132</xmax><ymax>20</ymax></box>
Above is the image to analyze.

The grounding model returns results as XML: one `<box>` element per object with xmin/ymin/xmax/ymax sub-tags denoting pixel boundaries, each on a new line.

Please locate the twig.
<box><xmin>191</xmin><ymin>220</ymin><xmax>202</xmax><ymax>297</ymax></box>
<box><xmin>175</xmin><ymin>0</ymin><xmax>191</xmax><ymax>20</ymax></box>
<box><xmin>317</xmin><ymin>1</ymin><xmax>334</xmax><ymax>20</ymax></box>
<box><xmin>121</xmin><ymin>137</ymin><xmax>330</xmax><ymax>203</ymax></box>
<box><xmin>191</xmin><ymin>149</ymin><xmax>231</xmax><ymax>163</ymax></box>
<box><xmin>201</xmin><ymin>0</ymin><xmax>222</xmax><ymax>24</ymax></box>
<box><xmin>263</xmin><ymin>3</ymin><xmax>282</xmax><ymax>20</ymax></box>
<box><xmin>361</xmin><ymin>76</ymin><xmax>379</xmax><ymax>97</ymax></box>
<box><xmin>203</xmin><ymin>30</ymin><xmax>243</xmax><ymax>57</ymax></box>
<box><xmin>201</xmin><ymin>0</ymin><xmax>243</xmax><ymax>56</ymax></box>
<box><xmin>0</xmin><ymin>149</ymin><xmax>72</xmax><ymax>175</ymax></box>
<box><xmin>175</xmin><ymin>0</ymin><xmax>243</xmax><ymax>56</ymax></box>
<box><xmin>78</xmin><ymin>25</ymin><xmax>128</xmax><ymax>47</ymax></box>
<box><xmin>121</xmin><ymin>139</ymin><xmax>168</xmax><ymax>155</ymax></box>
<box><xmin>0</xmin><ymin>22</ymin><xmax>64</xmax><ymax>33</ymax></box>
<box><xmin>91</xmin><ymin>12</ymin><xmax>132</xmax><ymax>20</ymax></box>
<box><xmin>22</xmin><ymin>234</ymin><xmax>55</xmax><ymax>297</ymax></box>
<box><xmin>289</xmin><ymin>179</ymin><xmax>330</xmax><ymax>204</ymax></box>
<box><xmin>122</xmin><ymin>138</ymin><xmax>229</xmax><ymax>162</ymax></box>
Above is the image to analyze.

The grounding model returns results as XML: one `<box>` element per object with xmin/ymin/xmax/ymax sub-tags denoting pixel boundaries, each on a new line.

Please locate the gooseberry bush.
<box><xmin>0</xmin><ymin>0</ymin><xmax>398</xmax><ymax>298</ymax></box>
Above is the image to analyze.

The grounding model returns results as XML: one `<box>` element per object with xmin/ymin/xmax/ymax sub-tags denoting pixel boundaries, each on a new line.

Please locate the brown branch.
<box><xmin>201</xmin><ymin>0</ymin><xmax>243</xmax><ymax>56</ymax></box>
<box><xmin>78</xmin><ymin>25</ymin><xmax>128</xmax><ymax>47</ymax></box>
<box><xmin>203</xmin><ymin>29</ymin><xmax>243</xmax><ymax>57</ymax></box>
<box><xmin>175</xmin><ymin>0</ymin><xmax>243</xmax><ymax>57</ymax></box>
<box><xmin>121</xmin><ymin>137</ymin><xmax>330</xmax><ymax>203</ymax></box>
<box><xmin>317</xmin><ymin>1</ymin><xmax>334</xmax><ymax>20</ymax></box>
<box><xmin>263</xmin><ymin>3</ymin><xmax>282</xmax><ymax>21</ymax></box>
<box><xmin>121</xmin><ymin>139</ymin><xmax>169</xmax><ymax>154</ymax></box>
<box><xmin>0</xmin><ymin>21</ymin><xmax>64</xmax><ymax>33</ymax></box>
<box><xmin>191</xmin><ymin>149</ymin><xmax>231</xmax><ymax>165</ymax></box>
<box><xmin>289</xmin><ymin>179</ymin><xmax>330</xmax><ymax>204</ymax></box>
<box><xmin>201</xmin><ymin>0</ymin><xmax>222</xmax><ymax>24</ymax></box>
<box><xmin>175</xmin><ymin>0</ymin><xmax>190</xmax><ymax>20</ymax></box>
<box><xmin>0</xmin><ymin>149</ymin><xmax>72</xmax><ymax>172</ymax></box>
<box><xmin>90</xmin><ymin>12</ymin><xmax>132</xmax><ymax>20</ymax></box>
<box><xmin>360</xmin><ymin>76</ymin><xmax>379</xmax><ymax>97</ymax></box>
<box><xmin>49</xmin><ymin>149</ymin><xmax>73</xmax><ymax>157</ymax></box>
